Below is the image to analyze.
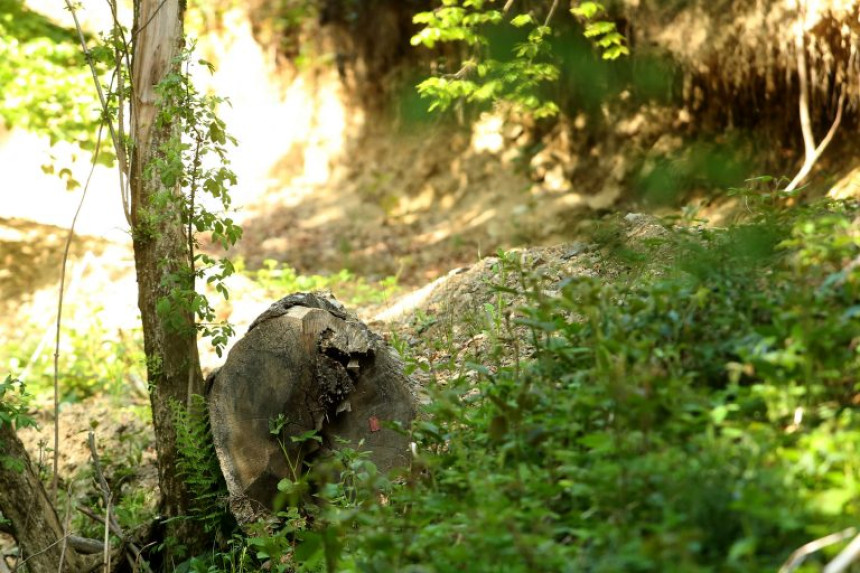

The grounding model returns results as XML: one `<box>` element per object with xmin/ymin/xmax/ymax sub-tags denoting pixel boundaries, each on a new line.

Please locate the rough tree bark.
<box><xmin>130</xmin><ymin>0</ymin><xmax>207</xmax><ymax>554</ymax></box>
<box><xmin>0</xmin><ymin>423</ymin><xmax>105</xmax><ymax>572</ymax></box>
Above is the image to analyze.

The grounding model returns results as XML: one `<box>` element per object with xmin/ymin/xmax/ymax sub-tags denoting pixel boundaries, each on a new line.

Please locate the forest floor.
<box><xmin>1</xmin><ymin>111</ymin><xmax>856</xmax><ymax>565</ymax></box>
<box><xmin>0</xmin><ymin>116</ymin><xmax>650</xmax><ymax>558</ymax></box>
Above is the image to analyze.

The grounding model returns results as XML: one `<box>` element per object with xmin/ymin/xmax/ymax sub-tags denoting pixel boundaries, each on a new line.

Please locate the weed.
<box><xmin>259</xmin><ymin>197</ymin><xmax>860</xmax><ymax>572</ymax></box>
<box><xmin>251</xmin><ymin>260</ymin><xmax>400</xmax><ymax>306</ymax></box>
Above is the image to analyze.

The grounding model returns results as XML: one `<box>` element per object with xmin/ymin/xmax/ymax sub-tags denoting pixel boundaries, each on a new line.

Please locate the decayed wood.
<box><xmin>208</xmin><ymin>293</ymin><xmax>415</xmax><ymax>521</ymax></box>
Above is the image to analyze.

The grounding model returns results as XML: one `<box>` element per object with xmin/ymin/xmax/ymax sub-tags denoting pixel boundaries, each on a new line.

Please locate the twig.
<box><xmin>784</xmin><ymin>0</ymin><xmax>847</xmax><ymax>192</ymax></box>
<box><xmin>77</xmin><ymin>507</ymin><xmax>123</xmax><ymax>540</ymax></box>
<box><xmin>57</xmin><ymin>488</ymin><xmax>74</xmax><ymax>572</ymax></box>
<box><xmin>825</xmin><ymin>531</ymin><xmax>860</xmax><ymax>573</ymax></box>
<box><xmin>77</xmin><ymin>507</ymin><xmax>153</xmax><ymax>573</ymax></box>
<box><xmin>186</xmin><ymin>60</ymin><xmax>202</xmax><ymax>411</ymax></box>
<box><xmin>780</xmin><ymin>527</ymin><xmax>856</xmax><ymax>573</ymax></box>
<box><xmin>13</xmin><ymin>534</ymin><xmax>69</xmax><ymax>570</ymax></box>
<box><xmin>502</xmin><ymin>0</ymin><xmax>516</xmax><ymax>15</ymax></box>
<box><xmin>84</xmin><ymin>435</ymin><xmax>154</xmax><ymax>573</ymax></box>
<box><xmin>103</xmin><ymin>495</ymin><xmax>112</xmax><ymax>572</ymax></box>
<box><xmin>105</xmin><ymin>0</ymin><xmax>133</xmax><ymax>223</ymax></box>
<box><xmin>18</xmin><ymin>251</ymin><xmax>93</xmax><ymax>384</ymax></box>
<box><xmin>132</xmin><ymin>0</ymin><xmax>169</xmax><ymax>40</ymax></box>
<box><xmin>87</xmin><ymin>432</ymin><xmax>113</xmax><ymax>513</ymax></box>
<box><xmin>63</xmin><ymin>0</ymin><xmax>131</xmax><ymax>224</ymax></box>
<box><xmin>67</xmin><ymin>536</ymin><xmax>106</xmax><ymax>555</ymax></box>
<box><xmin>544</xmin><ymin>0</ymin><xmax>560</xmax><ymax>28</ymax></box>
<box><xmin>50</xmin><ymin>117</ymin><xmax>106</xmax><ymax>504</ymax></box>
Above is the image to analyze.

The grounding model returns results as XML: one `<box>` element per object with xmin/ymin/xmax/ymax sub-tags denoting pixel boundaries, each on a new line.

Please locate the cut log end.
<box><xmin>207</xmin><ymin>292</ymin><xmax>415</xmax><ymax>521</ymax></box>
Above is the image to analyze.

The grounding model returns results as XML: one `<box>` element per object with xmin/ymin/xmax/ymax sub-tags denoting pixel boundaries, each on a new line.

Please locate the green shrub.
<box><xmin>252</xmin><ymin>260</ymin><xmax>400</xmax><ymax>306</ymax></box>
<box><xmin>199</xmin><ymin>198</ymin><xmax>860</xmax><ymax>572</ymax></box>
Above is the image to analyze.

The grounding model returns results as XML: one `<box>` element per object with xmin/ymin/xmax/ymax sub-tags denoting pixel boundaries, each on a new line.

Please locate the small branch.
<box><xmin>77</xmin><ymin>507</ymin><xmax>153</xmax><ymax>573</ymax></box>
<box><xmin>544</xmin><ymin>0</ymin><xmax>560</xmax><ymax>28</ymax></box>
<box><xmin>825</xmin><ymin>531</ymin><xmax>860</xmax><ymax>573</ymax></box>
<box><xmin>502</xmin><ymin>0</ymin><xmax>516</xmax><ymax>16</ymax></box>
<box><xmin>57</xmin><ymin>489</ymin><xmax>73</xmax><ymax>572</ymax></box>
<box><xmin>67</xmin><ymin>536</ymin><xmax>107</xmax><ymax>555</ymax></box>
<box><xmin>784</xmin><ymin>0</ymin><xmax>847</xmax><ymax>192</ymax></box>
<box><xmin>50</xmin><ymin>117</ymin><xmax>106</xmax><ymax>503</ymax></box>
<box><xmin>103</xmin><ymin>0</ymin><xmax>133</xmax><ymax>224</ymax></box>
<box><xmin>87</xmin><ymin>432</ymin><xmax>114</xmax><ymax>515</ymax></box>
<box><xmin>186</xmin><ymin>59</ymin><xmax>203</xmax><ymax>411</ymax></box>
<box><xmin>64</xmin><ymin>0</ymin><xmax>130</xmax><ymax>218</ymax></box>
<box><xmin>780</xmin><ymin>527</ymin><xmax>856</xmax><ymax>573</ymax></box>
<box><xmin>77</xmin><ymin>507</ymin><xmax>123</xmax><ymax>540</ymax></box>
<box><xmin>103</xmin><ymin>496</ymin><xmax>112</xmax><ymax>573</ymax></box>
<box><xmin>19</xmin><ymin>251</ymin><xmax>93</xmax><ymax>384</ymax></box>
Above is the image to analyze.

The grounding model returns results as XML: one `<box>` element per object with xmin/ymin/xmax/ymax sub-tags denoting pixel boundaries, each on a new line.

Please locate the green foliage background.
<box><xmin>3</xmin><ymin>0</ymin><xmax>860</xmax><ymax>571</ymax></box>
<box><xmin>179</xmin><ymin>198</ymin><xmax>860</xmax><ymax>573</ymax></box>
<box><xmin>0</xmin><ymin>0</ymin><xmax>98</xmax><ymax>149</ymax></box>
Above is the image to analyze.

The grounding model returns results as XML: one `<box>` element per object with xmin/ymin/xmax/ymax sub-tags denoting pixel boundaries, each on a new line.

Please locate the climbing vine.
<box><xmin>145</xmin><ymin>45</ymin><xmax>243</xmax><ymax>356</ymax></box>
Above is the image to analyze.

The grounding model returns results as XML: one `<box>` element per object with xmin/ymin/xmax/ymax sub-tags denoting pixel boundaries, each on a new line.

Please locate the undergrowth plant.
<box><xmin>253</xmin><ymin>260</ymin><xmax>400</xmax><ymax>306</ymax></box>
<box><xmin>0</xmin><ymin>376</ymin><xmax>37</xmax><ymax>473</ymax></box>
<box><xmin>2</xmin><ymin>318</ymin><xmax>147</xmax><ymax>401</ymax></box>
<box><xmin>197</xmin><ymin>195</ymin><xmax>860</xmax><ymax>572</ymax></box>
<box><xmin>171</xmin><ymin>395</ymin><xmax>232</xmax><ymax>537</ymax></box>
<box><xmin>144</xmin><ymin>42</ymin><xmax>243</xmax><ymax>358</ymax></box>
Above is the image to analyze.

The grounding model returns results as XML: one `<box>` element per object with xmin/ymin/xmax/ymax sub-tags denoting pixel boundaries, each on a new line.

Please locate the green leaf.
<box><xmin>602</xmin><ymin>45</ymin><xmax>629</xmax><ymax>60</ymax></box>
<box><xmin>728</xmin><ymin>537</ymin><xmax>757</xmax><ymax>562</ymax></box>
<box><xmin>294</xmin><ymin>531</ymin><xmax>323</xmax><ymax>562</ymax></box>
<box><xmin>584</xmin><ymin>21</ymin><xmax>616</xmax><ymax>38</ymax></box>
<box><xmin>578</xmin><ymin>431</ymin><xmax>613</xmax><ymax>452</ymax></box>
<box><xmin>510</xmin><ymin>14</ymin><xmax>534</xmax><ymax>27</ymax></box>
<box><xmin>156</xmin><ymin>297</ymin><xmax>172</xmax><ymax>317</ymax></box>
<box><xmin>597</xmin><ymin>32</ymin><xmax>625</xmax><ymax>48</ymax></box>
<box><xmin>571</xmin><ymin>2</ymin><xmax>605</xmax><ymax>19</ymax></box>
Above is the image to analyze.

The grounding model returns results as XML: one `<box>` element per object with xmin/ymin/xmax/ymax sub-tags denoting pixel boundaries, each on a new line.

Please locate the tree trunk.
<box><xmin>130</xmin><ymin>0</ymin><xmax>207</xmax><ymax>556</ymax></box>
<box><xmin>0</xmin><ymin>424</ymin><xmax>103</xmax><ymax>572</ymax></box>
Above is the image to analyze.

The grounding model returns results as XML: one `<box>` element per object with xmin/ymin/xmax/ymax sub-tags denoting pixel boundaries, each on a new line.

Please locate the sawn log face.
<box><xmin>207</xmin><ymin>293</ymin><xmax>415</xmax><ymax>518</ymax></box>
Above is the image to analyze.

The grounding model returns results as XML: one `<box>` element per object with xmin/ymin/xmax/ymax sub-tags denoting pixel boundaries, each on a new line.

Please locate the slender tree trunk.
<box><xmin>130</xmin><ymin>0</ymin><xmax>207</xmax><ymax>556</ymax></box>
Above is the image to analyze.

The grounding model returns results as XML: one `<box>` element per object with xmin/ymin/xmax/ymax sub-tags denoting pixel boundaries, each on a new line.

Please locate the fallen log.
<box><xmin>207</xmin><ymin>292</ymin><xmax>415</xmax><ymax>523</ymax></box>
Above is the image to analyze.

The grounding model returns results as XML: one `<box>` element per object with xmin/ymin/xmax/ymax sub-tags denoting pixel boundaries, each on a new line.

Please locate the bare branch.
<box><xmin>780</xmin><ymin>527</ymin><xmax>856</xmax><ymax>573</ymax></box>
<box><xmin>57</xmin><ymin>490</ymin><xmax>73</xmax><ymax>572</ymax></box>
<box><xmin>77</xmin><ymin>506</ymin><xmax>153</xmax><ymax>573</ymax></box>
<box><xmin>825</xmin><ymin>531</ymin><xmax>860</xmax><ymax>573</ymax></box>
<box><xmin>103</xmin><ymin>496</ymin><xmax>112</xmax><ymax>572</ymax></box>
<box><xmin>105</xmin><ymin>0</ymin><xmax>133</xmax><ymax>220</ymax></box>
<box><xmin>784</xmin><ymin>0</ymin><xmax>847</xmax><ymax>192</ymax></box>
<box><xmin>67</xmin><ymin>536</ymin><xmax>106</xmax><ymax>555</ymax></box>
<box><xmin>77</xmin><ymin>507</ymin><xmax>123</xmax><ymax>540</ymax></box>
<box><xmin>50</xmin><ymin>122</ymin><xmax>106</xmax><ymax>502</ymax></box>
<box><xmin>544</xmin><ymin>0</ymin><xmax>560</xmax><ymax>28</ymax></box>
<box><xmin>84</xmin><ymin>434</ymin><xmax>154</xmax><ymax>573</ymax></box>
<box><xmin>63</xmin><ymin>0</ymin><xmax>132</xmax><ymax>224</ymax></box>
